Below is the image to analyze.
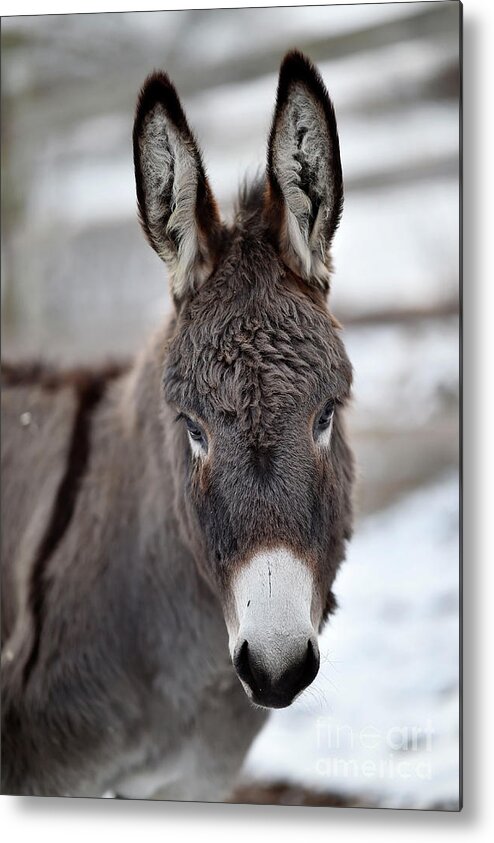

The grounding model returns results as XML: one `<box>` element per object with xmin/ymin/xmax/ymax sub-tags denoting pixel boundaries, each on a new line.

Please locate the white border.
<box><xmin>2</xmin><ymin>0</ymin><xmax>493</xmax><ymax>838</ymax></box>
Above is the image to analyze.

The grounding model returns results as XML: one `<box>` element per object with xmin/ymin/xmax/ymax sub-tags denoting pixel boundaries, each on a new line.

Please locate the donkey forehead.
<box><xmin>164</xmin><ymin>277</ymin><xmax>351</xmax><ymax>429</ymax></box>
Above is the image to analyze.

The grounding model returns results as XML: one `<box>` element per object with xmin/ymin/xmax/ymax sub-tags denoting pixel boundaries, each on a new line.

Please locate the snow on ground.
<box><xmin>243</xmin><ymin>474</ymin><xmax>460</xmax><ymax>810</ymax></box>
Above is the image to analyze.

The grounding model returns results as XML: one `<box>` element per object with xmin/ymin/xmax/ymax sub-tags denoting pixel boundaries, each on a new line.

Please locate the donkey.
<box><xmin>1</xmin><ymin>51</ymin><xmax>354</xmax><ymax>800</ymax></box>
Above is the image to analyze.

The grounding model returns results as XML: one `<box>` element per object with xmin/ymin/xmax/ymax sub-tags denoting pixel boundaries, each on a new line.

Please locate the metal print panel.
<box><xmin>1</xmin><ymin>1</ymin><xmax>461</xmax><ymax>811</ymax></box>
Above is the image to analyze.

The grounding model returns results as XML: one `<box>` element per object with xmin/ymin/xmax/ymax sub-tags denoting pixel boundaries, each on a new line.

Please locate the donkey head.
<box><xmin>133</xmin><ymin>51</ymin><xmax>354</xmax><ymax>709</ymax></box>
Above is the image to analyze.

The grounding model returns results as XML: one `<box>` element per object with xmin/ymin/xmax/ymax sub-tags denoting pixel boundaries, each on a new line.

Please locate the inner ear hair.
<box><xmin>133</xmin><ymin>72</ymin><xmax>222</xmax><ymax>302</ymax></box>
<box><xmin>266</xmin><ymin>50</ymin><xmax>343</xmax><ymax>291</ymax></box>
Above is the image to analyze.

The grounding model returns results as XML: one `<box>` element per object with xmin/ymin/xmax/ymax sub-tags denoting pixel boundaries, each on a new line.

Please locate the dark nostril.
<box><xmin>234</xmin><ymin>639</ymin><xmax>268</xmax><ymax>696</ymax></box>
<box><xmin>302</xmin><ymin>639</ymin><xmax>320</xmax><ymax>688</ymax></box>
<box><xmin>273</xmin><ymin>639</ymin><xmax>319</xmax><ymax>703</ymax></box>
<box><xmin>234</xmin><ymin>640</ymin><xmax>253</xmax><ymax>685</ymax></box>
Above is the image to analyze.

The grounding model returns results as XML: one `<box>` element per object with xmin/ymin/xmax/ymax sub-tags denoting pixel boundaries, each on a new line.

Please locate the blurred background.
<box><xmin>1</xmin><ymin>1</ymin><xmax>460</xmax><ymax>810</ymax></box>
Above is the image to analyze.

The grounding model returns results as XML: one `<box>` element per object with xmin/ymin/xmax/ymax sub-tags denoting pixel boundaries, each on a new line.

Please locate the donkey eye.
<box><xmin>314</xmin><ymin>400</ymin><xmax>335</xmax><ymax>435</ymax></box>
<box><xmin>184</xmin><ymin>416</ymin><xmax>207</xmax><ymax>448</ymax></box>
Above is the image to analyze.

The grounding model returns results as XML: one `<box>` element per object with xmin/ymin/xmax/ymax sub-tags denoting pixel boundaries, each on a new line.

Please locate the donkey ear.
<box><xmin>133</xmin><ymin>72</ymin><xmax>222</xmax><ymax>302</ymax></box>
<box><xmin>265</xmin><ymin>51</ymin><xmax>343</xmax><ymax>291</ymax></box>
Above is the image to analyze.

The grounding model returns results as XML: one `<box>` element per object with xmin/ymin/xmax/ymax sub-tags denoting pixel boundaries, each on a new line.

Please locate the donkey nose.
<box><xmin>233</xmin><ymin>638</ymin><xmax>320</xmax><ymax>709</ymax></box>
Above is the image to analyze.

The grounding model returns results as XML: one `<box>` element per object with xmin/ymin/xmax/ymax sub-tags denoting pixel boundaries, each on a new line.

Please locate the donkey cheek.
<box><xmin>193</xmin><ymin>462</ymin><xmax>211</xmax><ymax>496</ymax></box>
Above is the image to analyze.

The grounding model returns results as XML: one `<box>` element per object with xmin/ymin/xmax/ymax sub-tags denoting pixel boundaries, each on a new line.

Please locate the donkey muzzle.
<box><xmin>233</xmin><ymin>636</ymin><xmax>319</xmax><ymax>708</ymax></box>
<box><xmin>227</xmin><ymin>547</ymin><xmax>320</xmax><ymax>708</ymax></box>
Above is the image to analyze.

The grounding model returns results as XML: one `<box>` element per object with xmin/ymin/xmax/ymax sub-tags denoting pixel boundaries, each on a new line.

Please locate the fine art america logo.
<box><xmin>315</xmin><ymin>718</ymin><xmax>434</xmax><ymax>781</ymax></box>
